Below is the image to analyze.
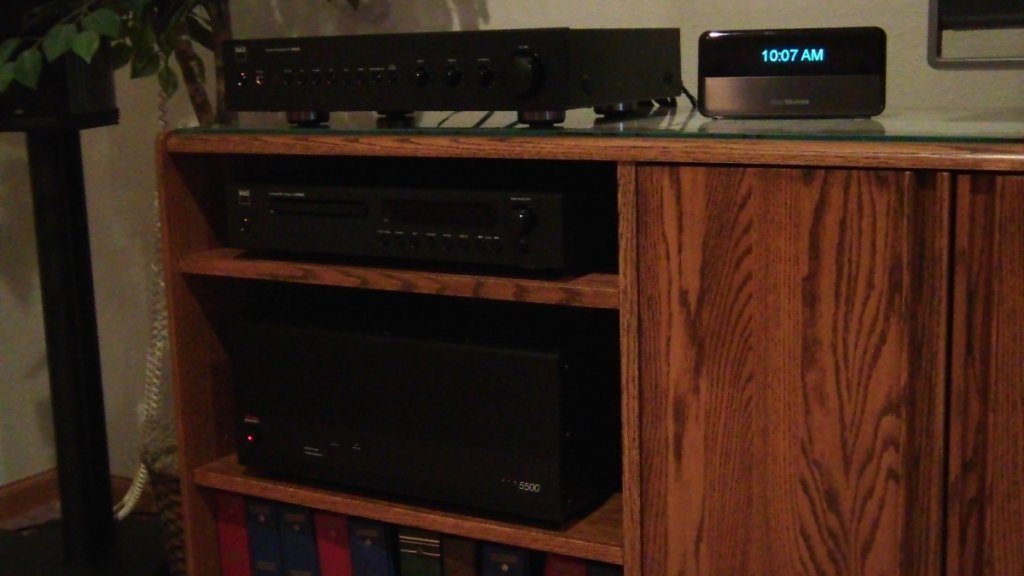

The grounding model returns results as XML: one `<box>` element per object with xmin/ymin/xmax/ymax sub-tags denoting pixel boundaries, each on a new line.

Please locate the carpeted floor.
<box><xmin>0</xmin><ymin>501</ymin><xmax>62</xmax><ymax>532</ymax></box>
<box><xmin>0</xmin><ymin>504</ymin><xmax>169</xmax><ymax>576</ymax></box>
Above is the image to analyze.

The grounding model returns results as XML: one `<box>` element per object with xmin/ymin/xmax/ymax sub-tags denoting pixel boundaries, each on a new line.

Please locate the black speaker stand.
<box><xmin>0</xmin><ymin>121</ymin><xmax>166</xmax><ymax>574</ymax></box>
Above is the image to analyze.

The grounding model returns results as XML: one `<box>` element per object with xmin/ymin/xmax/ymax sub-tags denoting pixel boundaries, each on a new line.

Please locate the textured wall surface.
<box><xmin>1</xmin><ymin>0</ymin><xmax>1021</xmax><ymax>487</ymax></box>
<box><xmin>235</xmin><ymin>0</ymin><xmax>1023</xmax><ymax>109</ymax></box>
<box><xmin>0</xmin><ymin>76</ymin><xmax>195</xmax><ymax>485</ymax></box>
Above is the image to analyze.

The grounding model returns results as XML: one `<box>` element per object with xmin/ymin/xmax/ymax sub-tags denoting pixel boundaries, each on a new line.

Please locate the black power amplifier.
<box><xmin>224</xmin><ymin>27</ymin><xmax>682</xmax><ymax>125</ymax></box>
<box><xmin>228</xmin><ymin>295</ymin><xmax>621</xmax><ymax>524</ymax></box>
<box><xmin>226</xmin><ymin>182</ymin><xmax>616</xmax><ymax>270</ymax></box>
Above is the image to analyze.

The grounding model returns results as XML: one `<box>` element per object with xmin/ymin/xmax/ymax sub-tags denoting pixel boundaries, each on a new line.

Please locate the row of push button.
<box><xmin>237</xmin><ymin>67</ymin><xmax>402</xmax><ymax>88</ymax></box>
<box><xmin>237</xmin><ymin>62</ymin><xmax>498</xmax><ymax>90</ymax></box>
<box><xmin>378</xmin><ymin>234</ymin><xmax>505</xmax><ymax>253</ymax></box>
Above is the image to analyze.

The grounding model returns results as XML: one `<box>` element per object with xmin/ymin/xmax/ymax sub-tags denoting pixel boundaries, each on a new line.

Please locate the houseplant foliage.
<box><xmin>0</xmin><ymin>0</ymin><xmax>361</xmax><ymax>125</ymax></box>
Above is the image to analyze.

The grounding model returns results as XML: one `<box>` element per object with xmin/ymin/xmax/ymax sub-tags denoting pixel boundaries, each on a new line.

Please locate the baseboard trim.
<box><xmin>0</xmin><ymin>468</ymin><xmax>155</xmax><ymax>523</ymax></box>
<box><xmin>0</xmin><ymin>469</ymin><xmax>60</xmax><ymax>522</ymax></box>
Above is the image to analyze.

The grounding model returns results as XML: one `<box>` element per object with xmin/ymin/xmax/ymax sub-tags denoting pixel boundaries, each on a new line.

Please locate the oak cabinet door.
<box><xmin>636</xmin><ymin>166</ymin><xmax>950</xmax><ymax>576</ymax></box>
<box><xmin>947</xmin><ymin>174</ymin><xmax>1024</xmax><ymax>576</ymax></box>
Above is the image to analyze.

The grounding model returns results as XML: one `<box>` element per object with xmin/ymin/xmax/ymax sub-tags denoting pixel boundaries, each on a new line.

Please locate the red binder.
<box><xmin>314</xmin><ymin>511</ymin><xmax>353</xmax><ymax>576</ymax></box>
<box><xmin>214</xmin><ymin>491</ymin><xmax>252</xmax><ymax>576</ymax></box>
<box><xmin>544</xmin><ymin>554</ymin><xmax>587</xmax><ymax>576</ymax></box>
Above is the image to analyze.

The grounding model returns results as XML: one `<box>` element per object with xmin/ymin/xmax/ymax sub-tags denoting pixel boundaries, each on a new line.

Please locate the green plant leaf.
<box><xmin>71</xmin><ymin>30</ymin><xmax>101</xmax><ymax>63</ymax></box>
<box><xmin>157</xmin><ymin>61</ymin><xmax>178</xmax><ymax>97</ymax></box>
<box><xmin>130</xmin><ymin>48</ymin><xmax>160</xmax><ymax>78</ymax></box>
<box><xmin>0</xmin><ymin>62</ymin><xmax>15</xmax><ymax>92</ymax></box>
<box><xmin>186</xmin><ymin>14</ymin><xmax>214</xmax><ymax>51</ymax></box>
<box><xmin>109</xmin><ymin>41</ymin><xmax>133</xmax><ymax>69</ymax></box>
<box><xmin>126</xmin><ymin>0</ymin><xmax>150</xmax><ymax>15</ymax></box>
<box><xmin>82</xmin><ymin>8</ymin><xmax>123</xmax><ymax>39</ymax></box>
<box><xmin>131</xmin><ymin>21</ymin><xmax>158</xmax><ymax>55</ymax></box>
<box><xmin>43</xmin><ymin>24</ymin><xmax>78</xmax><ymax>62</ymax></box>
<box><xmin>0</xmin><ymin>38</ymin><xmax>20</xmax><ymax>65</ymax></box>
<box><xmin>13</xmin><ymin>48</ymin><xmax>43</xmax><ymax>89</ymax></box>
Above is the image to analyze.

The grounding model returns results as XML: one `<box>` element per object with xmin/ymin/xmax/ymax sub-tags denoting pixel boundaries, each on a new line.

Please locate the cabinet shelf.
<box><xmin>193</xmin><ymin>455</ymin><xmax>624</xmax><ymax>565</ymax></box>
<box><xmin>177</xmin><ymin>248</ymin><xmax>620</xmax><ymax>309</ymax></box>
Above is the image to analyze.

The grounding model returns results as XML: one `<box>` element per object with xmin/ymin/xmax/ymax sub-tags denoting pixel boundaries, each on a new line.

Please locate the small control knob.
<box><xmin>443</xmin><ymin>65</ymin><xmax>462</xmax><ymax>87</ymax></box>
<box><xmin>478</xmin><ymin>65</ymin><xmax>495</xmax><ymax>87</ymax></box>
<box><xmin>509</xmin><ymin>50</ymin><xmax>544</xmax><ymax>98</ymax></box>
<box><xmin>510</xmin><ymin>207</ymin><xmax>535</xmax><ymax>236</ymax></box>
<box><xmin>414</xmin><ymin>65</ymin><xmax>430</xmax><ymax>87</ymax></box>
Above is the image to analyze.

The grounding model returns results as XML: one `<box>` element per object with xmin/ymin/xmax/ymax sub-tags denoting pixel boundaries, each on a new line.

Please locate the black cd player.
<box><xmin>226</xmin><ymin>183</ymin><xmax>615</xmax><ymax>270</ymax></box>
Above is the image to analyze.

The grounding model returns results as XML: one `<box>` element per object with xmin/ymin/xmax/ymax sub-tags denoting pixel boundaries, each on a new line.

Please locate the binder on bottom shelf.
<box><xmin>586</xmin><ymin>562</ymin><xmax>624</xmax><ymax>576</ymax></box>
<box><xmin>348</xmin><ymin>518</ymin><xmax>398</xmax><ymax>576</ymax></box>
<box><xmin>398</xmin><ymin>528</ymin><xmax>442</xmax><ymax>576</ymax></box>
<box><xmin>246</xmin><ymin>498</ymin><xmax>284</xmax><ymax>576</ymax></box>
<box><xmin>279</xmin><ymin>504</ymin><xmax>321</xmax><ymax>576</ymax></box>
<box><xmin>315</xmin><ymin>511</ymin><xmax>353</xmax><ymax>576</ymax></box>
<box><xmin>215</xmin><ymin>491</ymin><xmax>252</xmax><ymax>576</ymax></box>
<box><xmin>441</xmin><ymin>535</ymin><xmax>478</xmax><ymax>576</ymax></box>
<box><xmin>544</xmin><ymin>554</ymin><xmax>587</xmax><ymax>576</ymax></box>
<box><xmin>481</xmin><ymin>543</ymin><xmax>543</xmax><ymax>576</ymax></box>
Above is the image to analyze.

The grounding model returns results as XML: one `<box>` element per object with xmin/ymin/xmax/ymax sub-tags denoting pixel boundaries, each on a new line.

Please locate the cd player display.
<box><xmin>226</xmin><ymin>183</ymin><xmax>613</xmax><ymax>270</ymax></box>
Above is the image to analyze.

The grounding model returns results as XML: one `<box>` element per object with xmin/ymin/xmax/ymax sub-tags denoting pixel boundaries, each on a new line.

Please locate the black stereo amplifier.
<box><xmin>224</xmin><ymin>27</ymin><xmax>682</xmax><ymax>125</ymax></box>
<box><xmin>227</xmin><ymin>297</ymin><xmax>621</xmax><ymax>524</ymax></box>
<box><xmin>226</xmin><ymin>183</ymin><xmax>614</xmax><ymax>270</ymax></box>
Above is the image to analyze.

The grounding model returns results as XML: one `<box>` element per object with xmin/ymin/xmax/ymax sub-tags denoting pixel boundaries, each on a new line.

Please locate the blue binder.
<box><xmin>347</xmin><ymin>518</ymin><xmax>398</xmax><ymax>576</ymax></box>
<box><xmin>246</xmin><ymin>498</ymin><xmax>284</xmax><ymax>576</ymax></box>
<box><xmin>278</xmin><ymin>504</ymin><xmax>321</xmax><ymax>576</ymax></box>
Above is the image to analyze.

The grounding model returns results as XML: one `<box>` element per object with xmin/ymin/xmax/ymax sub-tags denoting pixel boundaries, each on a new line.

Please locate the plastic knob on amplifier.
<box><xmin>509</xmin><ymin>207</ymin><xmax>536</xmax><ymax>236</ymax></box>
<box><xmin>509</xmin><ymin>50</ymin><xmax>544</xmax><ymax>98</ymax></box>
<box><xmin>414</xmin><ymin>68</ymin><xmax>430</xmax><ymax>87</ymax></box>
<box><xmin>443</xmin><ymin>65</ymin><xmax>462</xmax><ymax>87</ymax></box>
<box><xmin>478</xmin><ymin>64</ymin><xmax>495</xmax><ymax>87</ymax></box>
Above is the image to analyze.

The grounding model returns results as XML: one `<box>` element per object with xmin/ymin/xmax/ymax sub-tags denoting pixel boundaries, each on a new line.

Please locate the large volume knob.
<box><xmin>509</xmin><ymin>50</ymin><xmax>544</xmax><ymax>98</ymax></box>
<box><xmin>510</xmin><ymin>207</ymin><xmax>536</xmax><ymax>236</ymax></box>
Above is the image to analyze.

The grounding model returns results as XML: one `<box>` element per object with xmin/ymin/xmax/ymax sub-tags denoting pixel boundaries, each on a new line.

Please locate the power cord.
<box><xmin>112</xmin><ymin>89</ymin><xmax>171</xmax><ymax>522</ymax></box>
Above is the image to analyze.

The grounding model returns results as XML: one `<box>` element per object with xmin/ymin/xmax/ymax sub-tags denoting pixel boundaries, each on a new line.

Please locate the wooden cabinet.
<box><xmin>635</xmin><ymin>166</ymin><xmax>950</xmax><ymax>576</ymax></box>
<box><xmin>158</xmin><ymin>145</ymin><xmax>630</xmax><ymax>576</ymax></box>
<box><xmin>947</xmin><ymin>174</ymin><xmax>1024</xmax><ymax>576</ymax></box>
<box><xmin>158</xmin><ymin>131</ymin><xmax>1024</xmax><ymax>576</ymax></box>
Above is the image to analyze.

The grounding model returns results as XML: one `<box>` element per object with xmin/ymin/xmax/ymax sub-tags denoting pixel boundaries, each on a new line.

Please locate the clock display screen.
<box><xmin>699</xmin><ymin>27</ymin><xmax>885</xmax><ymax>78</ymax></box>
<box><xmin>760</xmin><ymin>47</ymin><xmax>826</xmax><ymax>64</ymax></box>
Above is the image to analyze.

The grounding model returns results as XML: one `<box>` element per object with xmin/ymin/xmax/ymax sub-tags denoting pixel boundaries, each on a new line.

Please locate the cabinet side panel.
<box><xmin>617</xmin><ymin>162</ymin><xmax>642</xmax><ymax>576</ymax></box>
<box><xmin>157</xmin><ymin>140</ymin><xmax>236</xmax><ymax>576</ymax></box>
<box><xmin>637</xmin><ymin>165</ymin><xmax>947</xmax><ymax>576</ymax></box>
<box><xmin>948</xmin><ymin>174</ymin><xmax>1024</xmax><ymax>576</ymax></box>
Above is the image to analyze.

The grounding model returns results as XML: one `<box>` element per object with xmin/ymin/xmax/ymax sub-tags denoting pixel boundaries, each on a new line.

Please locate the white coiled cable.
<box><xmin>113</xmin><ymin>89</ymin><xmax>171</xmax><ymax>521</ymax></box>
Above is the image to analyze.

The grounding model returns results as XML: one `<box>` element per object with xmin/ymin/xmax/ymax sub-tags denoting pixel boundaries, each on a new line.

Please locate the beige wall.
<box><xmin>1</xmin><ymin>0</ymin><xmax>1021</xmax><ymax>487</ymax></box>
<box><xmin>0</xmin><ymin>75</ymin><xmax>195</xmax><ymax>485</ymax></box>
<box><xmin>235</xmin><ymin>0</ymin><xmax>1024</xmax><ymax>108</ymax></box>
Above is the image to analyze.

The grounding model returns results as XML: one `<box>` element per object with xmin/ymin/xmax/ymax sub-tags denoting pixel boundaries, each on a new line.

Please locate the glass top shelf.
<box><xmin>180</xmin><ymin>106</ymin><xmax>1024</xmax><ymax>144</ymax></box>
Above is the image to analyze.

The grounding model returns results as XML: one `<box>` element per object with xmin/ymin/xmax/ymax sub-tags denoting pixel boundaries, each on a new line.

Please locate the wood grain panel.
<box><xmin>637</xmin><ymin>165</ymin><xmax>949</xmax><ymax>576</ymax></box>
<box><xmin>157</xmin><ymin>136</ymin><xmax>238</xmax><ymax>576</ymax></box>
<box><xmin>617</xmin><ymin>162</ymin><xmax>642</xmax><ymax>576</ymax></box>
<box><xmin>177</xmin><ymin>248</ymin><xmax>619</xmax><ymax>309</ymax></box>
<box><xmin>164</xmin><ymin>132</ymin><xmax>1024</xmax><ymax>172</ymax></box>
<box><xmin>948</xmin><ymin>173</ymin><xmax>1024</xmax><ymax>576</ymax></box>
<box><xmin>194</xmin><ymin>456</ymin><xmax>624</xmax><ymax>565</ymax></box>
